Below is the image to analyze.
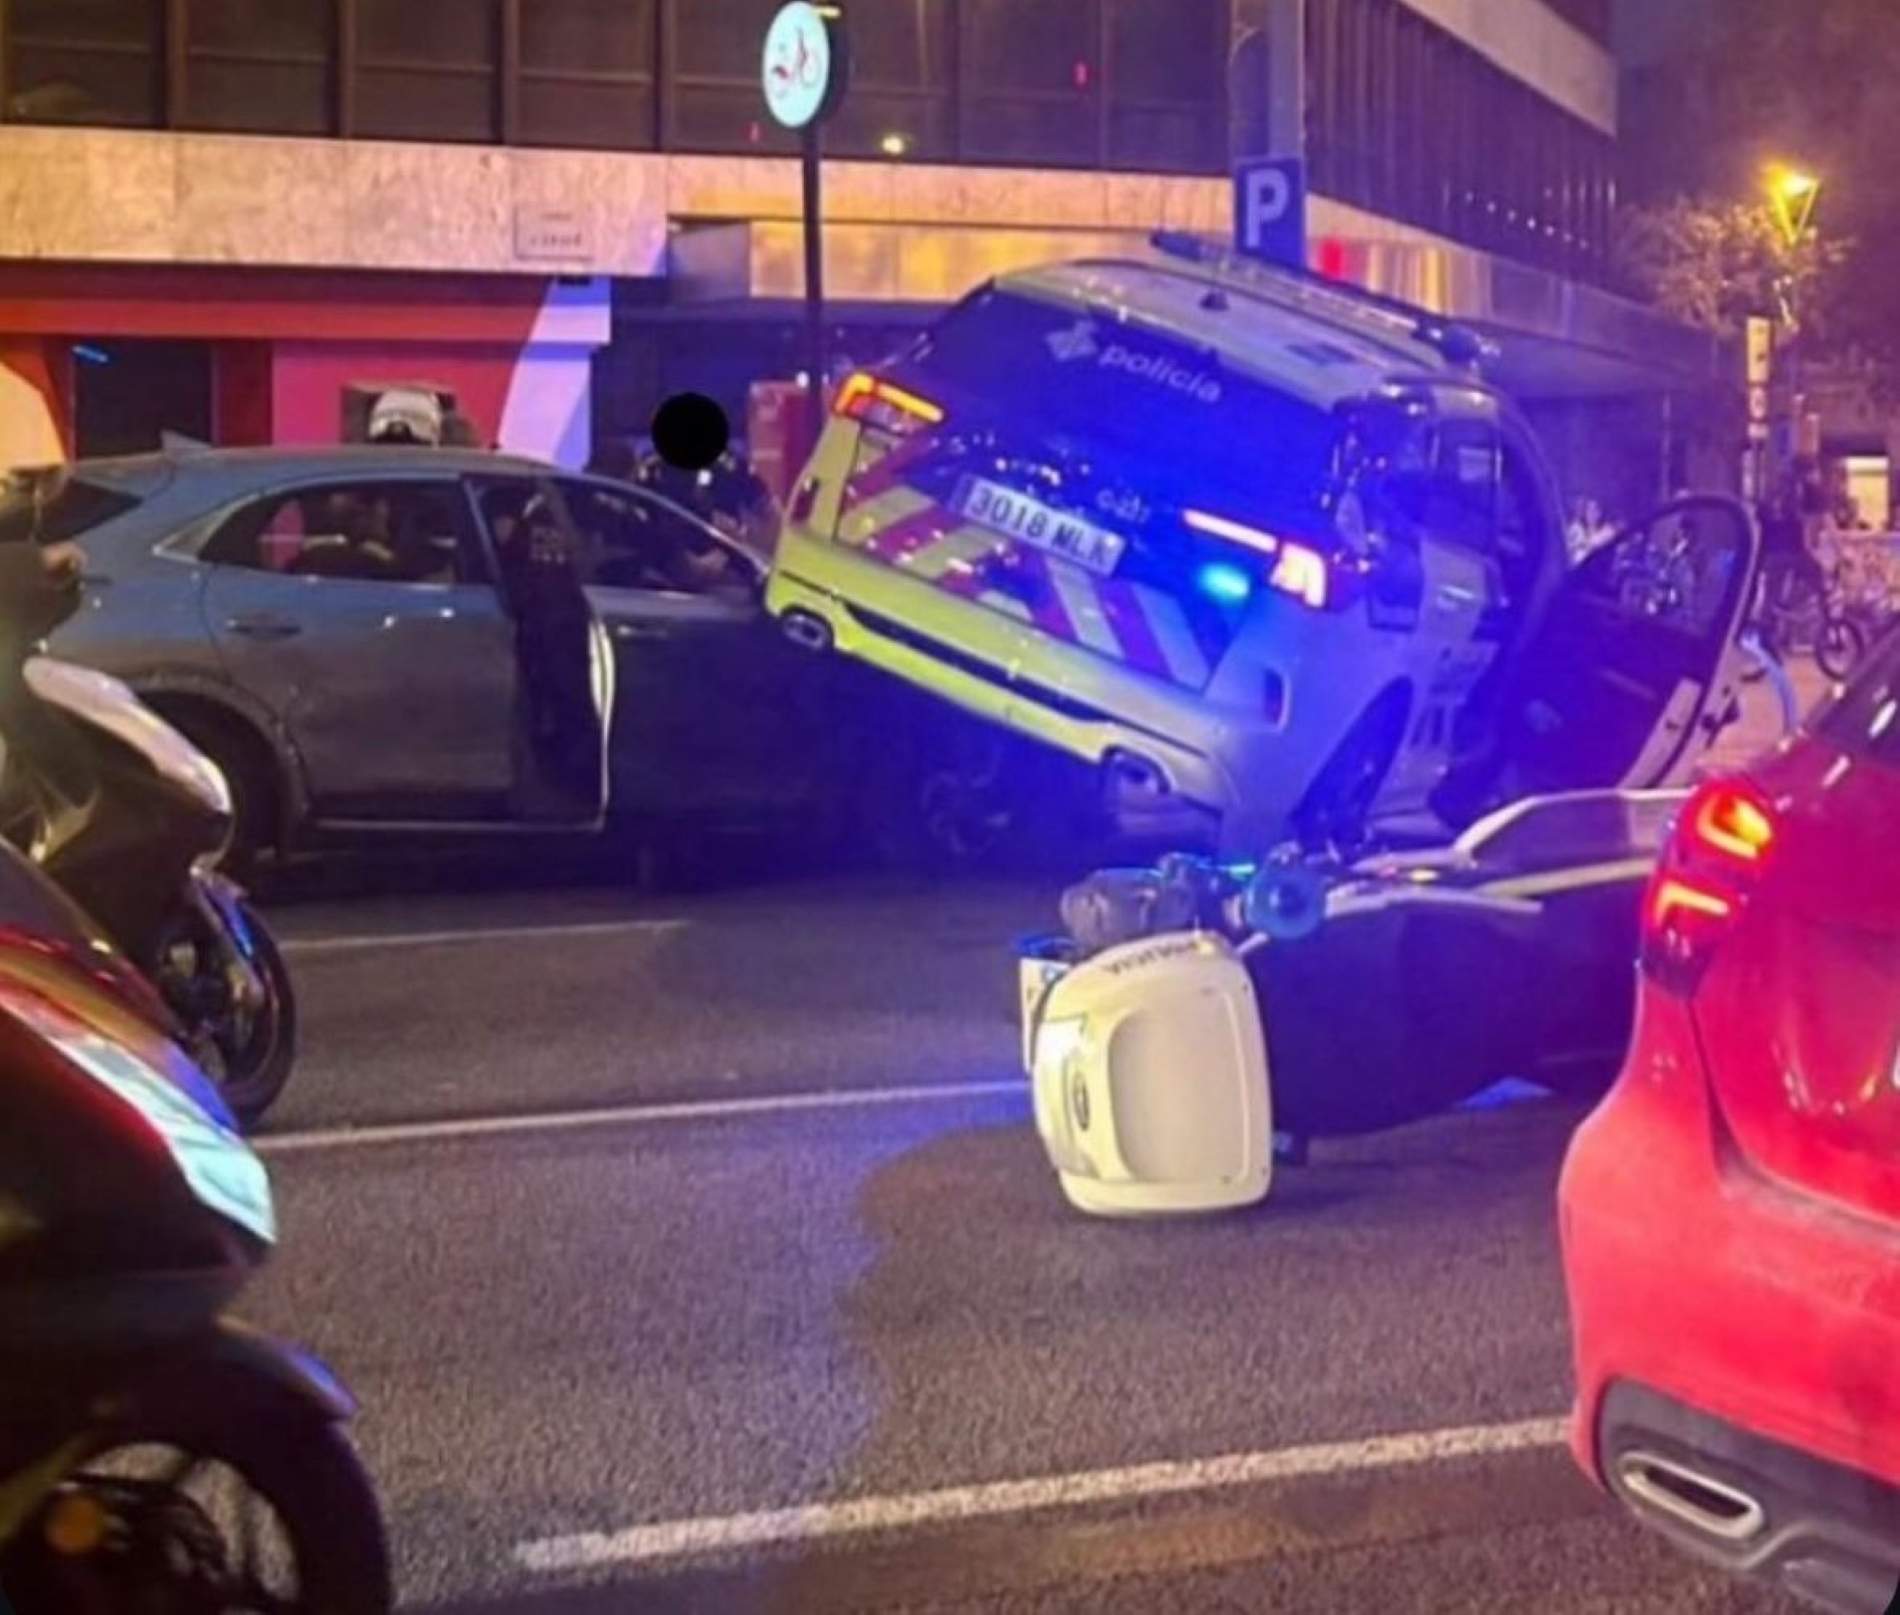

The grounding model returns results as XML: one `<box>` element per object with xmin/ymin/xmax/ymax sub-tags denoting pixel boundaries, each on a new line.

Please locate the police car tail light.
<box><xmin>1642</xmin><ymin>779</ymin><xmax>1776</xmax><ymax>994</ymax></box>
<box><xmin>1183</xmin><ymin>507</ymin><xmax>1279</xmax><ymax>558</ymax></box>
<box><xmin>1184</xmin><ymin>507</ymin><xmax>1360</xmax><ymax>614</ymax></box>
<box><xmin>835</xmin><ymin>371</ymin><xmax>946</xmax><ymax>433</ymax></box>
<box><xmin>1269</xmin><ymin>542</ymin><xmax>1330</xmax><ymax>609</ymax></box>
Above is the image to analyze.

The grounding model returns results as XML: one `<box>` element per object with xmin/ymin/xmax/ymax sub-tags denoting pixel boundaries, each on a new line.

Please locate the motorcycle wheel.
<box><xmin>1815</xmin><ymin>614</ymin><xmax>1868</xmax><ymax>682</ymax></box>
<box><xmin>157</xmin><ymin>902</ymin><xmax>298</xmax><ymax>1128</ymax></box>
<box><xmin>3</xmin><ymin>1409</ymin><xmax>390</xmax><ymax>1615</ymax></box>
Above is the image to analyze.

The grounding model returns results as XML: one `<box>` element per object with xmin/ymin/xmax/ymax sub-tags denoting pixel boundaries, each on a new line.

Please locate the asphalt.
<box><xmin>218</xmin><ymin>666</ymin><xmax>1832</xmax><ymax>1611</ymax></box>
<box><xmin>239</xmin><ymin>855</ymin><xmax>1810</xmax><ymax>1614</ymax></box>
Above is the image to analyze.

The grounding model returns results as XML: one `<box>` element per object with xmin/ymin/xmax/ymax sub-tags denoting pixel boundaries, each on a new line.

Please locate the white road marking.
<box><xmin>279</xmin><ymin>918</ymin><xmax>687</xmax><ymax>956</ymax></box>
<box><xmin>514</xmin><ymin>1415</ymin><xmax>1570</xmax><ymax>1574</ymax></box>
<box><xmin>256</xmin><ymin>1079</ymin><xmax>1029</xmax><ymax>1156</ymax></box>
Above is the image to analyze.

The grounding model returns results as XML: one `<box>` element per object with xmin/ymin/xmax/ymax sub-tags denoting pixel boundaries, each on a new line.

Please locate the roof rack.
<box><xmin>1147</xmin><ymin>230</ymin><xmax>1497</xmax><ymax>373</ymax></box>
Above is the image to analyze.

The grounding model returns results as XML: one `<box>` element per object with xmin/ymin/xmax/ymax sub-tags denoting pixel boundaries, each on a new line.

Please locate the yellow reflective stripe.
<box><xmin>1047</xmin><ymin>563</ymin><xmax>1121</xmax><ymax>657</ymax></box>
<box><xmin>839</xmin><ymin>486</ymin><xmax>934</xmax><ymax>550</ymax></box>
<box><xmin>903</xmin><ymin>526</ymin><xmax>1001</xmax><ymax>582</ymax></box>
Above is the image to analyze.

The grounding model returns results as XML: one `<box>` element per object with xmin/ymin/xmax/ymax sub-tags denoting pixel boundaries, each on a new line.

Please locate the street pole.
<box><xmin>802</xmin><ymin>120</ymin><xmax>827</xmax><ymax>442</ymax></box>
<box><xmin>762</xmin><ymin>3</ymin><xmax>847</xmax><ymax>449</ymax></box>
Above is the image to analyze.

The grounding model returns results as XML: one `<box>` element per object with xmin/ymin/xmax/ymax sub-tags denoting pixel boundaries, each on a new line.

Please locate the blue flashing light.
<box><xmin>72</xmin><ymin>344</ymin><xmax>111</xmax><ymax>366</ymax></box>
<box><xmin>1196</xmin><ymin>561</ymin><xmax>1254</xmax><ymax>606</ymax></box>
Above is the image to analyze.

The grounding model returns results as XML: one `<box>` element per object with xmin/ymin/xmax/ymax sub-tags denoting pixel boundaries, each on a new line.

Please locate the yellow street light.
<box><xmin>1768</xmin><ymin>165</ymin><xmax>1822</xmax><ymax>244</ymax></box>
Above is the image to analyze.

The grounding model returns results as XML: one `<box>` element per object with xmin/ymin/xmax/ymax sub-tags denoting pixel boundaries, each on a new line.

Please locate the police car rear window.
<box><xmin>908</xmin><ymin>289</ymin><xmax>1339</xmax><ymax>505</ymax></box>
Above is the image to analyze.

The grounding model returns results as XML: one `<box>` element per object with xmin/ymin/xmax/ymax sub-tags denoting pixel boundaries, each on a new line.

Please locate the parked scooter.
<box><xmin>0</xmin><ymin>836</ymin><xmax>389</xmax><ymax>1613</ymax></box>
<box><xmin>0</xmin><ymin>540</ymin><xmax>295</xmax><ymax>1127</ymax></box>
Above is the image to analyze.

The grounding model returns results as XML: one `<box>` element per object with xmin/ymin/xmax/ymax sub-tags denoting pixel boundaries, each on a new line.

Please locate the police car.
<box><xmin>768</xmin><ymin>234</ymin><xmax>1758</xmax><ymax>852</ymax></box>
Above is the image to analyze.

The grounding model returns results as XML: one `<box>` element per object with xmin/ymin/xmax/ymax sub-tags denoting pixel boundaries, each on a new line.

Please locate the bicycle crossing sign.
<box><xmin>762</xmin><ymin>3</ymin><xmax>846</xmax><ymax>130</ymax></box>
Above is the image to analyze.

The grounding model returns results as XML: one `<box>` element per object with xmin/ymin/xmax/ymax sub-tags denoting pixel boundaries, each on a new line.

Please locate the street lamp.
<box><xmin>1762</xmin><ymin>165</ymin><xmax>1824</xmax><ymax>526</ymax></box>
<box><xmin>1768</xmin><ymin>165</ymin><xmax>1822</xmax><ymax>247</ymax></box>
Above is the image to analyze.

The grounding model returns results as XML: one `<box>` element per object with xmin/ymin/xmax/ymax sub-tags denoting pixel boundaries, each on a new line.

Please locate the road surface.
<box><xmin>245</xmin><ymin>864</ymin><xmax>1804</xmax><ymax>1613</ymax></box>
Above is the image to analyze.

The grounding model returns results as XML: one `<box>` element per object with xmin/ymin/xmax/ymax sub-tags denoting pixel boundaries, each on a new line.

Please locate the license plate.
<box><xmin>954</xmin><ymin>476</ymin><xmax>1126</xmax><ymax>577</ymax></box>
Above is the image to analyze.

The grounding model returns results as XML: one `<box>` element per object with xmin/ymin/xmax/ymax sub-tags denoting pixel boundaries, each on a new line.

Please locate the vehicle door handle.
<box><xmin>226</xmin><ymin>614</ymin><xmax>303</xmax><ymax>641</ymax></box>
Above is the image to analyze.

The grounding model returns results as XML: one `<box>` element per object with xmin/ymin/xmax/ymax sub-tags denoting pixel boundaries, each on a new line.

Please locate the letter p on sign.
<box><xmin>1235</xmin><ymin>156</ymin><xmax>1307</xmax><ymax>269</ymax></box>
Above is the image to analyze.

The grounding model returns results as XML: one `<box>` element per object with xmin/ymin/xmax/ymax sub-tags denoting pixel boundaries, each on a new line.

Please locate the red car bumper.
<box><xmin>1560</xmin><ymin>989</ymin><xmax>1900</xmax><ymax>1609</ymax></box>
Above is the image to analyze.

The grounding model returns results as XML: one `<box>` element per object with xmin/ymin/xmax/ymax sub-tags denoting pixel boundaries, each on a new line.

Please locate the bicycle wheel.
<box><xmin>1816</xmin><ymin>614</ymin><xmax>1868</xmax><ymax>681</ymax></box>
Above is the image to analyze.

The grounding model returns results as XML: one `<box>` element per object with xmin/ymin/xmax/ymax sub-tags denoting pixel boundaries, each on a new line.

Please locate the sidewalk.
<box><xmin>1704</xmin><ymin>655</ymin><xmax>1831</xmax><ymax>773</ymax></box>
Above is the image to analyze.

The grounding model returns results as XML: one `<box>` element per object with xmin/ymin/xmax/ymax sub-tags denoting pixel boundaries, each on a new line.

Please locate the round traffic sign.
<box><xmin>762</xmin><ymin>3</ymin><xmax>846</xmax><ymax>130</ymax></box>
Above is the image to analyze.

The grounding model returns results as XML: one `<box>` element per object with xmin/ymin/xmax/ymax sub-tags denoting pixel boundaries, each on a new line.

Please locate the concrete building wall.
<box><xmin>1398</xmin><ymin>0</ymin><xmax>1616</xmax><ymax>132</ymax></box>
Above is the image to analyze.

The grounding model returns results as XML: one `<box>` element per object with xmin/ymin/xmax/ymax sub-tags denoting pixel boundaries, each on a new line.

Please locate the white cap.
<box><xmin>367</xmin><ymin>387</ymin><xmax>444</xmax><ymax>446</ymax></box>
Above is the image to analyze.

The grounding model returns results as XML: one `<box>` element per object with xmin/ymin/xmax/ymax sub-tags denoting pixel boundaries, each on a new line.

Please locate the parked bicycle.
<box><xmin>1746</xmin><ymin>553</ymin><xmax>1865</xmax><ymax>682</ymax></box>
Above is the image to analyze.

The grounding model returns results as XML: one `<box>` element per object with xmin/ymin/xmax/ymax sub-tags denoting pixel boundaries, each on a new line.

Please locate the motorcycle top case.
<box><xmin>1025</xmin><ymin>932</ymin><xmax>1270</xmax><ymax>1217</ymax></box>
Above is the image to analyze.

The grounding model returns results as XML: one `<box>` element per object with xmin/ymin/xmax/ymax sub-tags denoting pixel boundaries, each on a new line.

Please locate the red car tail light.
<box><xmin>834</xmin><ymin>371</ymin><xmax>946</xmax><ymax>433</ymax></box>
<box><xmin>1642</xmin><ymin>780</ymin><xmax>1778</xmax><ymax>994</ymax></box>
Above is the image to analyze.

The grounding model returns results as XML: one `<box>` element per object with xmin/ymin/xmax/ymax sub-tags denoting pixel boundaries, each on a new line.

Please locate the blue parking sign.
<box><xmin>1235</xmin><ymin>157</ymin><xmax>1307</xmax><ymax>269</ymax></box>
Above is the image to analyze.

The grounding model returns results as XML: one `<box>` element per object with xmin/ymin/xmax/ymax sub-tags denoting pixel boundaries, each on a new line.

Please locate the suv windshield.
<box><xmin>903</xmin><ymin>287</ymin><xmax>1342</xmax><ymax>511</ymax></box>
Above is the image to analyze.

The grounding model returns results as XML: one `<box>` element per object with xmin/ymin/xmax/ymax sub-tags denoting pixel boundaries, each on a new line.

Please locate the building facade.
<box><xmin>0</xmin><ymin>0</ymin><xmax>1720</xmax><ymax>512</ymax></box>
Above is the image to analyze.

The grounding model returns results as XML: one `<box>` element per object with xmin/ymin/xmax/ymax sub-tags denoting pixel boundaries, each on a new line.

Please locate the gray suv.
<box><xmin>14</xmin><ymin>445</ymin><xmax>838</xmax><ymax>861</ymax></box>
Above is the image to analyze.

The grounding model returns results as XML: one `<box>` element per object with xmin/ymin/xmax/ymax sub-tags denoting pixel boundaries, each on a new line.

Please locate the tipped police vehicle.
<box><xmin>770</xmin><ymin>234</ymin><xmax>1756</xmax><ymax>852</ymax></box>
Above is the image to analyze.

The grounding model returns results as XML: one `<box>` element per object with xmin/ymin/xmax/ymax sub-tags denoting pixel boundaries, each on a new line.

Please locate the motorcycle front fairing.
<box><xmin>0</xmin><ymin>848</ymin><xmax>272</xmax><ymax>1353</ymax></box>
<box><xmin>1028</xmin><ymin>931</ymin><xmax>1272</xmax><ymax>1217</ymax></box>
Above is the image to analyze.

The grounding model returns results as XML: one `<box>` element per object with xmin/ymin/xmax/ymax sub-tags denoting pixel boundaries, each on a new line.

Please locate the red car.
<box><xmin>1560</xmin><ymin>636</ymin><xmax>1900</xmax><ymax>1613</ymax></box>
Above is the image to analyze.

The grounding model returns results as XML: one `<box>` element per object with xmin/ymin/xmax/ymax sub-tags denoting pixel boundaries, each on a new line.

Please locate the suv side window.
<box><xmin>203</xmin><ymin>480</ymin><xmax>484</xmax><ymax>586</ymax></box>
<box><xmin>1495</xmin><ymin>439</ymin><xmax>1557</xmax><ymax>613</ymax></box>
<box><xmin>1428</xmin><ymin>422</ymin><xmax>1502</xmax><ymax>549</ymax></box>
<box><xmin>558</xmin><ymin>481</ymin><xmax>750</xmax><ymax>599</ymax></box>
<box><xmin>1373</xmin><ymin>417</ymin><xmax>1500</xmax><ymax>554</ymax></box>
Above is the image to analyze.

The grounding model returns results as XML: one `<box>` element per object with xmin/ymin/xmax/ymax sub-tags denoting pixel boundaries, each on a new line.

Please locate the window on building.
<box><xmin>183</xmin><ymin>0</ymin><xmax>331</xmax><ymax>136</ymax></box>
<box><xmin>961</xmin><ymin>0</ymin><xmax>1099</xmax><ymax>166</ymax></box>
<box><xmin>1106</xmin><ymin>0</ymin><xmax>1224</xmax><ymax>174</ymax></box>
<box><xmin>668</xmin><ymin>0</ymin><xmax>797</xmax><ymax>154</ymax></box>
<box><xmin>73</xmin><ymin>338</ymin><xmax>212</xmax><ymax>458</ymax></box>
<box><xmin>519</xmin><ymin>0</ymin><xmax>657</xmax><ymax>151</ymax></box>
<box><xmin>6</xmin><ymin>0</ymin><xmax>162</xmax><ymax>127</ymax></box>
<box><xmin>665</xmin><ymin>1</ymin><xmax>964</xmax><ymax>163</ymax></box>
<box><xmin>356</xmin><ymin>0</ymin><xmax>500</xmax><ymax>144</ymax></box>
<box><xmin>1228</xmin><ymin>25</ymin><xmax>1271</xmax><ymax>160</ymax></box>
<box><xmin>822</xmin><ymin>0</ymin><xmax>954</xmax><ymax>163</ymax></box>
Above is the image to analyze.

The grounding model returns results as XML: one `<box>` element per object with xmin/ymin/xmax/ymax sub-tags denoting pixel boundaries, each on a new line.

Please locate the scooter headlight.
<box><xmin>1033</xmin><ymin>1015</ymin><xmax>1088</xmax><ymax>1080</ymax></box>
<box><xmin>1033</xmin><ymin>1015</ymin><xmax>1092</xmax><ymax>1132</ymax></box>
<box><xmin>0</xmin><ymin>980</ymin><xmax>273</xmax><ymax>1244</ymax></box>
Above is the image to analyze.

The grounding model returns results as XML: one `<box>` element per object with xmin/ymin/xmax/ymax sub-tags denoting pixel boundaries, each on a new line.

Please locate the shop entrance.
<box><xmin>73</xmin><ymin>338</ymin><xmax>214</xmax><ymax>458</ymax></box>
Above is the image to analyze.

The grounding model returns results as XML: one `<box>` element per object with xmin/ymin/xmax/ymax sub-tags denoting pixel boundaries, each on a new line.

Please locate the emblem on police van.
<box><xmin>1097</xmin><ymin>488</ymin><xmax>1151</xmax><ymax>525</ymax></box>
<box><xmin>1046</xmin><ymin>319</ymin><xmax>1101</xmax><ymax>364</ymax></box>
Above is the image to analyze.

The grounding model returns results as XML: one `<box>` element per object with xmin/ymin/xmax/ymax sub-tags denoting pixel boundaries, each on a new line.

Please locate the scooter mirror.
<box><xmin>1240</xmin><ymin>860</ymin><xmax>1328</xmax><ymax>943</ymax></box>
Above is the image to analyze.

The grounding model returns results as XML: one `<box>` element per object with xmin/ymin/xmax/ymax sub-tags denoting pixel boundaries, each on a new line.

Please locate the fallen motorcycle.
<box><xmin>1018</xmin><ymin>789</ymin><xmax>1685</xmax><ymax>1216</ymax></box>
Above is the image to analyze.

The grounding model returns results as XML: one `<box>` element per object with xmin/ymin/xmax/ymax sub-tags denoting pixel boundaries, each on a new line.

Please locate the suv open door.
<box><xmin>1474</xmin><ymin>496</ymin><xmax>1760</xmax><ymax>803</ymax></box>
